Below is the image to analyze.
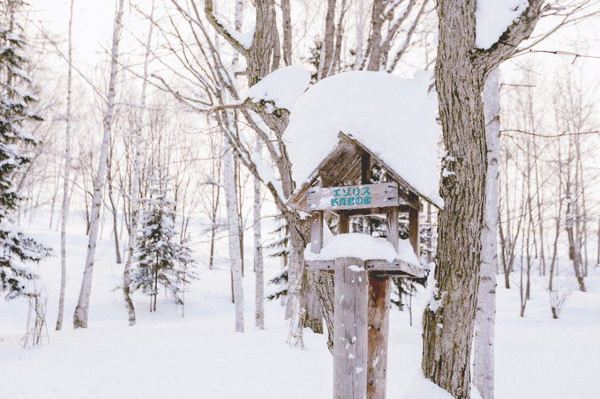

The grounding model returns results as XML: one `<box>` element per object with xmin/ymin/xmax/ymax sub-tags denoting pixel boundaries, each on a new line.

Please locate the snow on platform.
<box><xmin>304</xmin><ymin>232</ymin><xmax>420</xmax><ymax>266</ymax></box>
<box><xmin>284</xmin><ymin>71</ymin><xmax>442</xmax><ymax>207</ymax></box>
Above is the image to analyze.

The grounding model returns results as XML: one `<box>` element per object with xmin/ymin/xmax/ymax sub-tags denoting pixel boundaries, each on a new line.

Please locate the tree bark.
<box><xmin>73</xmin><ymin>0</ymin><xmax>125</xmax><ymax>329</ymax></box>
<box><xmin>422</xmin><ymin>1</ymin><xmax>542</xmax><ymax>395</ymax></box>
<box><xmin>421</xmin><ymin>2</ymin><xmax>487</xmax><ymax>396</ymax></box>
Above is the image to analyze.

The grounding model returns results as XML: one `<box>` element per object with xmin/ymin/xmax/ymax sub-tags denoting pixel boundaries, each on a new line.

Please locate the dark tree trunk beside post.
<box><xmin>422</xmin><ymin>0</ymin><xmax>543</xmax><ymax>397</ymax></box>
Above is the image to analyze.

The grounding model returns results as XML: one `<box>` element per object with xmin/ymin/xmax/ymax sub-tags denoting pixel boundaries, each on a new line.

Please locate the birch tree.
<box><xmin>73</xmin><ymin>0</ymin><xmax>125</xmax><ymax>328</ymax></box>
<box><xmin>473</xmin><ymin>68</ymin><xmax>500</xmax><ymax>399</ymax></box>
<box><xmin>215</xmin><ymin>0</ymin><xmax>246</xmax><ymax>332</ymax></box>
<box><xmin>122</xmin><ymin>0</ymin><xmax>154</xmax><ymax>327</ymax></box>
<box><xmin>55</xmin><ymin>0</ymin><xmax>75</xmax><ymax>331</ymax></box>
<box><xmin>254</xmin><ymin>142</ymin><xmax>265</xmax><ymax>329</ymax></box>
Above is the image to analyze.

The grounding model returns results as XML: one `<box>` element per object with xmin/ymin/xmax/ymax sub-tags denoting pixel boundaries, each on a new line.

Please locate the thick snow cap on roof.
<box><xmin>285</xmin><ymin>71</ymin><xmax>442</xmax><ymax>207</ymax></box>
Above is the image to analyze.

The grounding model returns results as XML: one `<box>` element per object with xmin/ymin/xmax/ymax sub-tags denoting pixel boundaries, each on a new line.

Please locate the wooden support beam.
<box><xmin>367</xmin><ymin>276</ymin><xmax>391</xmax><ymax>399</ymax></box>
<box><xmin>385</xmin><ymin>207</ymin><xmax>399</xmax><ymax>253</ymax></box>
<box><xmin>361</xmin><ymin>152</ymin><xmax>371</xmax><ymax>184</ymax></box>
<box><xmin>339</xmin><ymin>212</ymin><xmax>349</xmax><ymax>234</ymax></box>
<box><xmin>310</xmin><ymin>211</ymin><xmax>323</xmax><ymax>253</ymax></box>
<box><xmin>333</xmin><ymin>257</ymin><xmax>368</xmax><ymax>399</ymax></box>
<box><xmin>408</xmin><ymin>207</ymin><xmax>420</xmax><ymax>255</ymax></box>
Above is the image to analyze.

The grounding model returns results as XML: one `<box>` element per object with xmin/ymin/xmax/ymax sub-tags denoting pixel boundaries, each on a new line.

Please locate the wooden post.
<box><xmin>334</xmin><ymin>257</ymin><xmax>368</xmax><ymax>399</ymax></box>
<box><xmin>364</xmin><ymin>206</ymin><xmax>399</xmax><ymax>399</ymax></box>
<box><xmin>311</xmin><ymin>211</ymin><xmax>323</xmax><ymax>253</ymax></box>
<box><xmin>408</xmin><ymin>207</ymin><xmax>420</xmax><ymax>255</ymax></box>
<box><xmin>367</xmin><ymin>275</ymin><xmax>390</xmax><ymax>399</ymax></box>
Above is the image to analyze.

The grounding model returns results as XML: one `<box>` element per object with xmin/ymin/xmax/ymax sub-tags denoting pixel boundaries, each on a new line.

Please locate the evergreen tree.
<box><xmin>0</xmin><ymin>0</ymin><xmax>49</xmax><ymax>300</ymax></box>
<box><xmin>265</xmin><ymin>215</ymin><xmax>289</xmax><ymax>301</ymax></box>
<box><xmin>132</xmin><ymin>190</ymin><xmax>196</xmax><ymax>312</ymax></box>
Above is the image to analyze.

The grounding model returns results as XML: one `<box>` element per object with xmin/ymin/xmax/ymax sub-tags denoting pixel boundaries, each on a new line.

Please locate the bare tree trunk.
<box><xmin>220</xmin><ymin>0</ymin><xmax>246</xmax><ymax>333</ymax></box>
<box><xmin>575</xmin><ymin>138</ymin><xmax>588</xmax><ymax>276</ymax></box>
<box><xmin>353</xmin><ymin>0</ymin><xmax>366</xmax><ymax>70</ymax></box>
<box><xmin>107</xmin><ymin>156</ymin><xmax>122</xmax><ymax>264</ymax></box>
<box><xmin>235</xmin><ymin>159</ymin><xmax>245</xmax><ymax>276</ymax></box>
<box><xmin>122</xmin><ymin>0</ymin><xmax>154</xmax><ymax>327</ymax></box>
<box><xmin>596</xmin><ymin>216</ymin><xmax>600</xmax><ymax>267</ymax></box>
<box><xmin>253</xmin><ymin>144</ymin><xmax>265</xmax><ymax>329</ymax></box>
<box><xmin>565</xmin><ymin>136</ymin><xmax>586</xmax><ymax>292</ymax></box>
<box><xmin>73</xmin><ymin>0</ymin><xmax>125</xmax><ymax>328</ymax></box>
<box><xmin>55</xmin><ymin>0</ymin><xmax>75</xmax><ymax>332</ymax></box>
<box><xmin>207</xmin><ymin>134</ymin><xmax>221</xmax><ymax>270</ymax></box>
<box><xmin>548</xmin><ymin>143</ymin><xmax>563</xmax><ymax>292</ymax></box>
<box><xmin>365</xmin><ymin>0</ymin><xmax>385</xmax><ymax>71</ymax></box>
<box><xmin>281</xmin><ymin>0</ymin><xmax>292</xmax><ymax>66</ymax></box>
<box><xmin>317</xmin><ymin>0</ymin><xmax>336</xmax><ymax>80</ymax></box>
<box><xmin>421</xmin><ymin>7</ymin><xmax>488</xmax><ymax>398</ymax></box>
<box><xmin>224</xmin><ymin>141</ymin><xmax>244</xmax><ymax>332</ymax></box>
<box><xmin>566</xmin><ymin>187</ymin><xmax>586</xmax><ymax>292</ymax></box>
<box><xmin>421</xmin><ymin>0</ymin><xmax>542</xmax><ymax>396</ymax></box>
<box><xmin>48</xmin><ymin>160</ymin><xmax>62</xmax><ymax>230</ymax></box>
<box><xmin>208</xmin><ymin>195</ymin><xmax>219</xmax><ymax>270</ymax></box>
<box><xmin>473</xmin><ymin>68</ymin><xmax>499</xmax><ymax>399</ymax></box>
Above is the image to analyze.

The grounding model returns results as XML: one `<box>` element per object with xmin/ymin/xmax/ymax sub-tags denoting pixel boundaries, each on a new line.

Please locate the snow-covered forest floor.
<box><xmin>1</xmin><ymin>219</ymin><xmax>599</xmax><ymax>399</ymax></box>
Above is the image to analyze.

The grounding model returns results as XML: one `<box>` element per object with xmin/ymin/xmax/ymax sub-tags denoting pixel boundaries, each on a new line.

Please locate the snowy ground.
<box><xmin>1</xmin><ymin>219</ymin><xmax>599</xmax><ymax>398</ymax></box>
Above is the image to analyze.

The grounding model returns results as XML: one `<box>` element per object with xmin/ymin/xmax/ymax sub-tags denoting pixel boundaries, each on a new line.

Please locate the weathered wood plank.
<box><xmin>310</xmin><ymin>211</ymin><xmax>323</xmax><ymax>253</ymax></box>
<box><xmin>308</xmin><ymin>182</ymin><xmax>399</xmax><ymax>211</ymax></box>
<box><xmin>367</xmin><ymin>276</ymin><xmax>391</xmax><ymax>399</ymax></box>
<box><xmin>334</xmin><ymin>258</ymin><xmax>368</xmax><ymax>399</ymax></box>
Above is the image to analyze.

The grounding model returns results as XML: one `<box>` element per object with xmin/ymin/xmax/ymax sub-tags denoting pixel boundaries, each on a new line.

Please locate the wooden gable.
<box><xmin>287</xmin><ymin>132</ymin><xmax>440</xmax><ymax>213</ymax></box>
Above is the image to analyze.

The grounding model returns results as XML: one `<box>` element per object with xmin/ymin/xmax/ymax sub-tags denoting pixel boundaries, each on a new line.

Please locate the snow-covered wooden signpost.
<box><xmin>288</xmin><ymin>132</ymin><xmax>439</xmax><ymax>399</ymax></box>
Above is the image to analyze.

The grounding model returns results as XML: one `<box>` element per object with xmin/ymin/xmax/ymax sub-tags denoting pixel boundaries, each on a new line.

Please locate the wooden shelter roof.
<box><xmin>287</xmin><ymin>132</ymin><xmax>441</xmax><ymax>212</ymax></box>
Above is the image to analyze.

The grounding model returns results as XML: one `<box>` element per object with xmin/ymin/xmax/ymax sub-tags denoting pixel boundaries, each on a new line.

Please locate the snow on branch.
<box><xmin>475</xmin><ymin>0</ymin><xmax>546</xmax><ymax>70</ymax></box>
<box><xmin>476</xmin><ymin>0</ymin><xmax>530</xmax><ymax>49</ymax></box>
<box><xmin>248</xmin><ymin>66</ymin><xmax>311</xmax><ymax>112</ymax></box>
<box><xmin>203</xmin><ymin>0</ymin><xmax>252</xmax><ymax>54</ymax></box>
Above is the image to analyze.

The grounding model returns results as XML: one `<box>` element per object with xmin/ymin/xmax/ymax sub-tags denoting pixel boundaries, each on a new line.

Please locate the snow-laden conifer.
<box><xmin>132</xmin><ymin>187</ymin><xmax>196</xmax><ymax>312</ymax></box>
<box><xmin>0</xmin><ymin>0</ymin><xmax>49</xmax><ymax>300</ymax></box>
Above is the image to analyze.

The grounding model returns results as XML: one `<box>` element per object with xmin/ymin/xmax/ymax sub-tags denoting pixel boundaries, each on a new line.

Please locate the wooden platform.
<box><xmin>306</xmin><ymin>258</ymin><xmax>427</xmax><ymax>278</ymax></box>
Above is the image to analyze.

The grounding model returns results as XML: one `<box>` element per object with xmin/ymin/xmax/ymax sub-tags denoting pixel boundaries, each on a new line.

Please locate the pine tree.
<box><xmin>132</xmin><ymin>190</ymin><xmax>196</xmax><ymax>312</ymax></box>
<box><xmin>0</xmin><ymin>0</ymin><xmax>49</xmax><ymax>300</ymax></box>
